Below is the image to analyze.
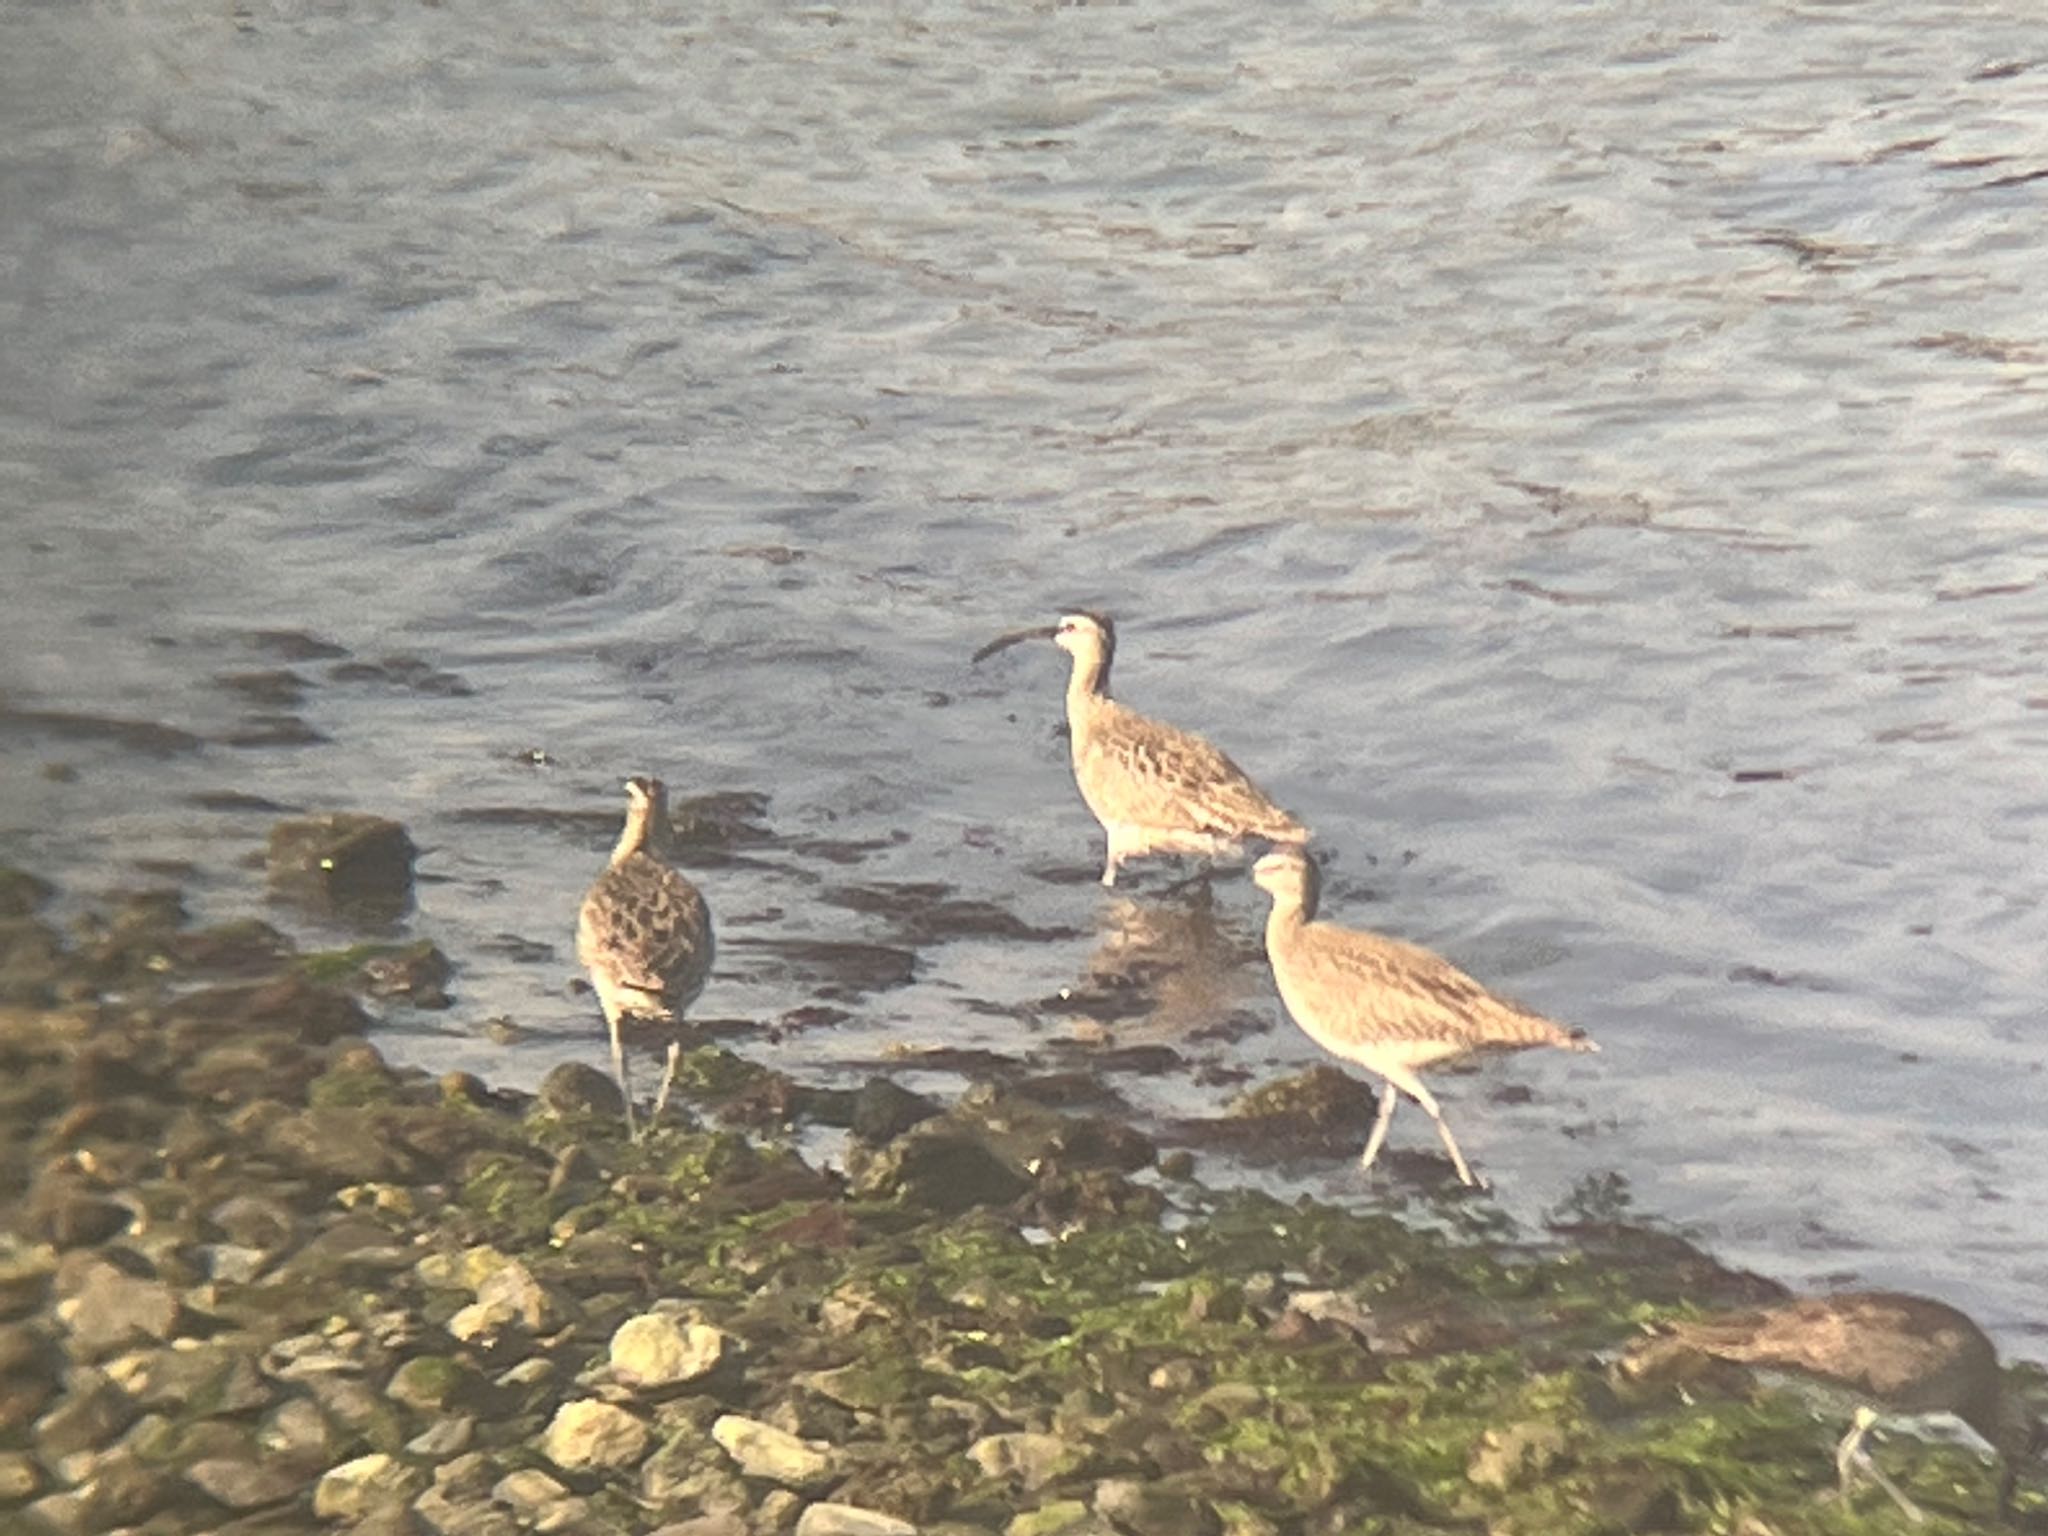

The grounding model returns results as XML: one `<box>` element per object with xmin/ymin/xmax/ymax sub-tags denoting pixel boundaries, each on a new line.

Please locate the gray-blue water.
<box><xmin>4</xmin><ymin>0</ymin><xmax>2046</xmax><ymax>1352</ymax></box>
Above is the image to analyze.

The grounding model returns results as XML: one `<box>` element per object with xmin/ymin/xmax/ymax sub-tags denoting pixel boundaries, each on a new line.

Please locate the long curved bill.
<box><xmin>971</xmin><ymin>624</ymin><xmax>1057</xmax><ymax>664</ymax></box>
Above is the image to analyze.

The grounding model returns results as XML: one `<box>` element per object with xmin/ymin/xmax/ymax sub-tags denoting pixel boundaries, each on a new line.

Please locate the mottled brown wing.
<box><xmin>1288</xmin><ymin>922</ymin><xmax>1575</xmax><ymax>1050</ymax></box>
<box><xmin>577</xmin><ymin>854</ymin><xmax>713</xmax><ymax>1013</ymax></box>
<box><xmin>1091</xmin><ymin>701</ymin><xmax>1305</xmax><ymax>839</ymax></box>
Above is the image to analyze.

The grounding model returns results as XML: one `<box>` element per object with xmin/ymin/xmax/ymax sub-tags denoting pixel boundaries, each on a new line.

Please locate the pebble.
<box><xmin>313</xmin><ymin>1452</ymin><xmax>425</xmax><ymax>1520</ymax></box>
<box><xmin>795</xmin><ymin>1502</ymin><xmax>919</xmax><ymax>1536</ymax></box>
<box><xmin>185</xmin><ymin>1455</ymin><xmax>308</xmax><ymax>1509</ymax></box>
<box><xmin>542</xmin><ymin>1399</ymin><xmax>651</xmax><ymax>1471</ymax></box>
<box><xmin>711</xmin><ymin>1414</ymin><xmax>837</xmax><ymax>1488</ymax></box>
<box><xmin>610</xmin><ymin>1312</ymin><xmax>737</xmax><ymax>1390</ymax></box>
<box><xmin>493</xmin><ymin>1467</ymin><xmax>571</xmax><ymax>1511</ymax></box>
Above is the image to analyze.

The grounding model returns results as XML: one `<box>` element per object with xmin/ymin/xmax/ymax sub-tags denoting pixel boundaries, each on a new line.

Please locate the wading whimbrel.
<box><xmin>973</xmin><ymin>612</ymin><xmax>1308</xmax><ymax>886</ymax></box>
<box><xmin>577</xmin><ymin>776</ymin><xmax>714</xmax><ymax>1139</ymax></box>
<box><xmin>1250</xmin><ymin>845</ymin><xmax>1594</xmax><ymax>1188</ymax></box>
<box><xmin>1619</xmin><ymin>1291</ymin><xmax>2042</xmax><ymax>1522</ymax></box>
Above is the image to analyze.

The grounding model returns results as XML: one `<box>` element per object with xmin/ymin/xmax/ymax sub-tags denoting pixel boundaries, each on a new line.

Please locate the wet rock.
<box><xmin>388</xmin><ymin>1355</ymin><xmax>491</xmax><ymax>1416</ymax></box>
<box><xmin>494</xmin><ymin>1467</ymin><xmax>572</xmax><ymax>1512</ymax></box>
<box><xmin>1004</xmin><ymin>1503</ymin><xmax>1104</xmax><ymax>1536</ymax></box>
<box><xmin>651</xmin><ymin>1517</ymin><xmax>750</xmax><ymax>1536</ymax></box>
<box><xmin>0</xmin><ymin>1324</ymin><xmax>58</xmax><ymax>1434</ymax></box>
<box><xmin>187</xmin><ymin>1456</ymin><xmax>309</xmax><ymax>1509</ymax></box>
<box><xmin>1581</xmin><ymin>1458</ymin><xmax>1683</xmax><ymax>1532</ymax></box>
<box><xmin>258</xmin><ymin>1395</ymin><xmax>338</xmax><ymax>1459</ymax></box>
<box><xmin>414</xmin><ymin>1482</ymin><xmax>520</xmax><ymax>1536</ymax></box>
<box><xmin>55</xmin><ymin>1261</ymin><xmax>182</xmax><ymax>1358</ymax></box>
<box><xmin>0</xmin><ymin>1449</ymin><xmax>40</xmax><ymax>1503</ymax></box>
<box><xmin>406</xmin><ymin>1414</ymin><xmax>475</xmax><ymax>1457</ymax></box>
<box><xmin>266</xmin><ymin>812</ymin><xmax>417</xmax><ymax>920</ymax></box>
<box><xmin>314</xmin><ymin>1452</ymin><xmax>426</xmax><ymax>1520</ymax></box>
<box><xmin>109</xmin><ymin>1342</ymin><xmax>271</xmax><ymax>1414</ymax></box>
<box><xmin>610</xmin><ymin>1312</ymin><xmax>739</xmax><ymax>1391</ymax></box>
<box><xmin>264</xmin><ymin>1104</ymin><xmax>425</xmax><ymax>1185</ymax></box>
<box><xmin>794</xmin><ymin>1503</ymin><xmax>918</xmax><ymax>1536</ymax></box>
<box><xmin>1092</xmin><ymin>1477</ymin><xmax>1221</xmax><ymax>1536</ymax></box>
<box><xmin>542</xmin><ymin>1399</ymin><xmax>650</xmax><ymax>1472</ymax></box>
<box><xmin>1465</xmin><ymin>1419</ymin><xmax>1570</xmax><ymax>1491</ymax></box>
<box><xmin>536</xmin><ymin>1062</ymin><xmax>625</xmax><ymax>1119</ymax></box>
<box><xmin>967</xmin><ymin>1432</ymin><xmax>1085</xmax><ymax>1492</ymax></box>
<box><xmin>0</xmin><ymin>1239</ymin><xmax>57</xmax><ymax>1319</ymax></box>
<box><xmin>0</xmin><ymin>866</ymin><xmax>55</xmax><ymax>919</ymax></box>
<box><xmin>447</xmin><ymin>1257</ymin><xmax>558</xmax><ymax>1342</ymax></box>
<box><xmin>848</xmin><ymin>1079</ymin><xmax>942</xmax><ymax>1146</ymax></box>
<box><xmin>31</xmin><ymin>1187</ymin><xmax>133</xmax><ymax>1251</ymax></box>
<box><xmin>0</xmin><ymin>917</ymin><xmax>64</xmax><ymax>1004</ymax></box>
<box><xmin>168</xmin><ymin>970</ymin><xmax>373</xmax><ymax>1050</ymax></box>
<box><xmin>548</xmin><ymin>1144</ymin><xmax>601</xmax><ymax>1198</ymax></box>
<box><xmin>75</xmin><ymin>1448</ymin><xmax>176</xmax><ymax>1526</ymax></box>
<box><xmin>711</xmin><ymin>1414</ymin><xmax>836</xmax><ymax>1488</ymax></box>
<box><xmin>849</xmin><ymin>1122</ymin><xmax>1029</xmax><ymax>1214</ymax></box>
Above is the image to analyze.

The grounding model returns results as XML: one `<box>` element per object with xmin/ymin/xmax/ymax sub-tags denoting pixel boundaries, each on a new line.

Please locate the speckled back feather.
<box><xmin>577</xmin><ymin>853</ymin><xmax>712</xmax><ymax>1022</ymax></box>
<box><xmin>1075</xmin><ymin>695</ymin><xmax>1307</xmax><ymax>842</ymax></box>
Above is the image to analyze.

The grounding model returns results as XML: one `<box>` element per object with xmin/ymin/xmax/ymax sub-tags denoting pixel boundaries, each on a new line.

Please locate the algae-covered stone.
<box><xmin>313</xmin><ymin>1452</ymin><xmax>424</xmax><ymax>1519</ymax></box>
<box><xmin>448</xmin><ymin>1257</ymin><xmax>557</xmax><ymax>1341</ymax></box>
<box><xmin>388</xmin><ymin>1354</ymin><xmax>488</xmax><ymax>1416</ymax></box>
<box><xmin>610</xmin><ymin>1313</ymin><xmax>736</xmax><ymax>1390</ymax></box>
<box><xmin>1093</xmin><ymin>1477</ymin><xmax>1221</xmax><ymax>1536</ymax></box>
<box><xmin>537</xmin><ymin>1061</ymin><xmax>625</xmax><ymax>1119</ymax></box>
<box><xmin>968</xmin><ymin>1432</ymin><xmax>1084</xmax><ymax>1492</ymax></box>
<box><xmin>851</xmin><ymin>1122</ymin><xmax>1029</xmax><ymax>1213</ymax></box>
<box><xmin>266</xmin><ymin>812</ymin><xmax>416</xmax><ymax>919</ymax></box>
<box><xmin>1004</xmin><ymin>1502</ymin><xmax>1102</xmax><ymax>1536</ymax></box>
<box><xmin>186</xmin><ymin>1456</ymin><xmax>308</xmax><ymax>1509</ymax></box>
<box><xmin>543</xmin><ymin>1399</ymin><xmax>650</xmax><ymax>1472</ymax></box>
<box><xmin>795</xmin><ymin>1502</ymin><xmax>918</xmax><ymax>1536</ymax></box>
<box><xmin>711</xmin><ymin>1414</ymin><xmax>836</xmax><ymax>1488</ymax></box>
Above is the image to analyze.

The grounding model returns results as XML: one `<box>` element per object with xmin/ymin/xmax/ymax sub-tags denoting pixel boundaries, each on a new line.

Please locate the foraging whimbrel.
<box><xmin>576</xmin><ymin>776</ymin><xmax>714</xmax><ymax>1139</ymax></box>
<box><xmin>1250</xmin><ymin>845</ymin><xmax>1594</xmax><ymax>1188</ymax></box>
<box><xmin>1619</xmin><ymin>1291</ymin><xmax>2042</xmax><ymax>1522</ymax></box>
<box><xmin>973</xmin><ymin>612</ymin><xmax>1308</xmax><ymax>886</ymax></box>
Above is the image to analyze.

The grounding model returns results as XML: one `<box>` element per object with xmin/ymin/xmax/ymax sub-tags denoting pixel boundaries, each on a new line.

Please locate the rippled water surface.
<box><xmin>5</xmin><ymin>1</ymin><xmax>2047</xmax><ymax>1349</ymax></box>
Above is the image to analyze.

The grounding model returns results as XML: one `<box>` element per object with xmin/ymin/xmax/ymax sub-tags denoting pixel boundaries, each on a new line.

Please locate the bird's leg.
<box><xmin>1358</xmin><ymin>1080</ymin><xmax>1401</xmax><ymax>1172</ymax></box>
<box><xmin>1399</xmin><ymin>1074</ymin><xmax>1483</xmax><ymax>1189</ymax></box>
<box><xmin>1100</xmin><ymin>828</ymin><xmax>1124</xmax><ymax>887</ymax></box>
<box><xmin>608</xmin><ymin>1011</ymin><xmax>639</xmax><ymax>1141</ymax></box>
<box><xmin>1836</xmin><ymin>1408</ymin><xmax>1925</xmax><ymax>1525</ymax></box>
<box><xmin>649</xmin><ymin>1038</ymin><xmax>682</xmax><ymax>1128</ymax></box>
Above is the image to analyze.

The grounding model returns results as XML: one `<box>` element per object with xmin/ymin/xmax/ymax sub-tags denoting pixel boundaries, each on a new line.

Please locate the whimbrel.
<box><xmin>1619</xmin><ymin>1291</ymin><xmax>2042</xmax><ymax>1522</ymax></box>
<box><xmin>577</xmin><ymin>776</ymin><xmax>714</xmax><ymax>1139</ymax></box>
<box><xmin>1250</xmin><ymin>845</ymin><xmax>1594</xmax><ymax>1188</ymax></box>
<box><xmin>973</xmin><ymin>612</ymin><xmax>1308</xmax><ymax>886</ymax></box>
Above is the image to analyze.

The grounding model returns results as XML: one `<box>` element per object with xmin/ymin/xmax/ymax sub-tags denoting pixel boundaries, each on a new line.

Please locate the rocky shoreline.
<box><xmin>0</xmin><ymin>859</ymin><xmax>2037</xmax><ymax>1535</ymax></box>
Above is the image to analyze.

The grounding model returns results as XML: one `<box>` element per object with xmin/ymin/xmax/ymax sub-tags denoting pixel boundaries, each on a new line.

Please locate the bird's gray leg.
<box><xmin>1100</xmin><ymin>827</ymin><xmax>1125</xmax><ymax>887</ymax></box>
<box><xmin>1836</xmin><ymin>1409</ymin><xmax>1924</xmax><ymax>1524</ymax></box>
<box><xmin>1359</xmin><ymin>1081</ymin><xmax>1401</xmax><ymax>1171</ymax></box>
<box><xmin>1390</xmin><ymin>1070</ymin><xmax>1482</xmax><ymax>1189</ymax></box>
<box><xmin>608</xmin><ymin>1010</ymin><xmax>639</xmax><ymax>1140</ymax></box>
<box><xmin>649</xmin><ymin>1038</ymin><xmax>682</xmax><ymax>1127</ymax></box>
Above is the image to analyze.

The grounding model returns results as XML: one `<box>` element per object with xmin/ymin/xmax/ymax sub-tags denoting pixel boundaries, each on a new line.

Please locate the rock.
<box><xmin>711</xmin><ymin>1414</ymin><xmax>836</xmax><ymax>1488</ymax></box>
<box><xmin>211</xmin><ymin>1194</ymin><xmax>299</xmax><ymax>1257</ymax></box>
<box><xmin>0</xmin><ymin>1324</ymin><xmax>58</xmax><ymax>1434</ymax></box>
<box><xmin>36</xmin><ymin>1190</ymin><xmax>133</xmax><ymax>1250</ymax></box>
<box><xmin>406</xmin><ymin>1415</ymin><xmax>476</xmax><ymax>1457</ymax></box>
<box><xmin>849</xmin><ymin>1079</ymin><xmax>941</xmax><ymax>1145</ymax></box>
<box><xmin>266</xmin><ymin>812</ymin><xmax>417</xmax><ymax>919</ymax></box>
<box><xmin>0</xmin><ymin>1450</ymin><xmax>41</xmax><ymax>1503</ymax></box>
<box><xmin>414</xmin><ymin>1483</ymin><xmax>521</xmax><ymax>1536</ymax></box>
<box><xmin>536</xmin><ymin>1062</ymin><xmax>625</xmax><ymax>1119</ymax></box>
<box><xmin>1465</xmin><ymin>1419</ymin><xmax>1570</xmax><ymax>1491</ymax></box>
<box><xmin>186</xmin><ymin>1457</ymin><xmax>309</xmax><ymax>1509</ymax></box>
<box><xmin>493</xmin><ymin>1467</ymin><xmax>571</xmax><ymax>1512</ymax></box>
<box><xmin>542</xmin><ymin>1399</ymin><xmax>650</xmax><ymax>1472</ymax></box>
<box><xmin>968</xmin><ymin>1432</ymin><xmax>1084</xmax><ymax>1492</ymax></box>
<box><xmin>1092</xmin><ymin>1478</ymin><xmax>1221</xmax><ymax>1536</ymax></box>
<box><xmin>795</xmin><ymin>1502</ymin><xmax>919</xmax><ymax>1536</ymax></box>
<box><xmin>388</xmin><ymin>1355</ymin><xmax>489</xmax><ymax>1415</ymax></box>
<box><xmin>258</xmin><ymin>1396</ymin><xmax>337</xmax><ymax>1458</ymax></box>
<box><xmin>265</xmin><ymin>1105</ymin><xmax>423</xmax><ymax>1184</ymax></box>
<box><xmin>76</xmin><ymin>1449</ymin><xmax>175</xmax><ymax>1526</ymax></box>
<box><xmin>850</xmin><ymin>1123</ymin><xmax>1029</xmax><ymax>1213</ymax></box>
<box><xmin>610</xmin><ymin>1313</ymin><xmax>738</xmax><ymax>1391</ymax></box>
<box><xmin>313</xmin><ymin>1452</ymin><xmax>426</xmax><ymax>1520</ymax></box>
<box><xmin>109</xmin><ymin>1342</ymin><xmax>271</xmax><ymax>1414</ymax></box>
<box><xmin>32</xmin><ymin>1368</ymin><xmax>138</xmax><ymax>1458</ymax></box>
<box><xmin>0</xmin><ymin>1238</ymin><xmax>57</xmax><ymax>1318</ymax></box>
<box><xmin>415</xmin><ymin>1244</ymin><xmax>514</xmax><ymax>1293</ymax></box>
<box><xmin>650</xmin><ymin>1517</ymin><xmax>750</xmax><ymax>1536</ymax></box>
<box><xmin>1004</xmin><ymin>1503</ymin><xmax>1106</xmax><ymax>1536</ymax></box>
<box><xmin>436</xmin><ymin>1452</ymin><xmax>498</xmax><ymax>1500</ymax></box>
<box><xmin>448</xmin><ymin>1257</ymin><xmax>558</xmax><ymax>1342</ymax></box>
<box><xmin>0</xmin><ymin>866</ymin><xmax>55</xmax><ymax>919</ymax></box>
<box><xmin>56</xmin><ymin>1261</ymin><xmax>182</xmax><ymax>1358</ymax></box>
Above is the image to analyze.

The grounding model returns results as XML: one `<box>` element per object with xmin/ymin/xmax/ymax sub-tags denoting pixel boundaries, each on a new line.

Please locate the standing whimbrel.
<box><xmin>1251</xmin><ymin>845</ymin><xmax>1594</xmax><ymax>1188</ymax></box>
<box><xmin>973</xmin><ymin>612</ymin><xmax>1308</xmax><ymax>886</ymax></box>
<box><xmin>577</xmin><ymin>776</ymin><xmax>714</xmax><ymax>1139</ymax></box>
<box><xmin>1619</xmin><ymin>1291</ymin><xmax>2042</xmax><ymax>1522</ymax></box>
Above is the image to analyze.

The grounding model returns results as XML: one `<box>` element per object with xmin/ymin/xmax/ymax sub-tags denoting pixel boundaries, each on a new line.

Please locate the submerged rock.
<box><xmin>609</xmin><ymin>1312</ymin><xmax>739</xmax><ymax>1391</ymax></box>
<box><xmin>543</xmin><ymin>1399</ymin><xmax>650</xmax><ymax>1472</ymax></box>
<box><xmin>266</xmin><ymin>812</ymin><xmax>417</xmax><ymax>920</ymax></box>
<box><xmin>794</xmin><ymin>1503</ymin><xmax>917</xmax><ymax>1536</ymax></box>
<box><xmin>313</xmin><ymin>1452</ymin><xmax>426</xmax><ymax>1520</ymax></box>
<box><xmin>711</xmin><ymin>1414</ymin><xmax>836</xmax><ymax>1488</ymax></box>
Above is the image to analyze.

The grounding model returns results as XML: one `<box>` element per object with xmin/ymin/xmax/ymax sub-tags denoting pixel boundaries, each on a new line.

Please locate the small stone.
<box><xmin>968</xmin><ymin>1432</ymin><xmax>1084</xmax><ymax>1492</ymax></box>
<box><xmin>610</xmin><ymin>1313</ymin><xmax>737</xmax><ymax>1390</ymax></box>
<box><xmin>542</xmin><ymin>1399</ymin><xmax>650</xmax><ymax>1472</ymax></box>
<box><xmin>187</xmin><ymin>1457</ymin><xmax>309</xmax><ymax>1509</ymax></box>
<box><xmin>493</xmin><ymin>1467</ymin><xmax>571</xmax><ymax>1511</ymax></box>
<box><xmin>388</xmin><ymin>1355</ymin><xmax>487</xmax><ymax>1415</ymax></box>
<box><xmin>407</xmin><ymin>1415</ymin><xmax>476</xmax><ymax>1457</ymax></box>
<box><xmin>266</xmin><ymin>812</ymin><xmax>416</xmax><ymax>919</ymax></box>
<box><xmin>849</xmin><ymin>1078</ymin><xmax>941</xmax><ymax>1145</ymax></box>
<box><xmin>1092</xmin><ymin>1478</ymin><xmax>1221</xmax><ymax>1536</ymax></box>
<box><xmin>313</xmin><ymin>1452</ymin><xmax>425</xmax><ymax>1520</ymax></box>
<box><xmin>850</xmin><ymin>1124</ymin><xmax>1029</xmax><ymax>1213</ymax></box>
<box><xmin>649</xmin><ymin>1517</ymin><xmax>750</xmax><ymax>1536</ymax></box>
<box><xmin>759</xmin><ymin>1489</ymin><xmax>806</xmax><ymax>1530</ymax></box>
<box><xmin>795</xmin><ymin>1502</ymin><xmax>919</xmax><ymax>1536</ymax></box>
<box><xmin>56</xmin><ymin>1262</ymin><xmax>182</xmax><ymax>1358</ymax></box>
<box><xmin>414</xmin><ymin>1483</ymin><xmax>520</xmax><ymax>1536</ymax></box>
<box><xmin>200</xmin><ymin>1243</ymin><xmax>272</xmax><ymax>1284</ymax></box>
<box><xmin>77</xmin><ymin>1450</ymin><xmax>173</xmax><ymax>1526</ymax></box>
<box><xmin>1004</xmin><ymin>1503</ymin><xmax>1100</xmax><ymax>1536</ymax></box>
<box><xmin>32</xmin><ymin>1368</ymin><xmax>137</xmax><ymax>1458</ymax></box>
<box><xmin>0</xmin><ymin>1450</ymin><xmax>41</xmax><ymax>1502</ymax></box>
<box><xmin>436</xmin><ymin>1451</ymin><xmax>498</xmax><ymax>1499</ymax></box>
<box><xmin>711</xmin><ymin>1414</ymin><xmax>836</xmax><ymax>1488</ymax></box>
<box><xmin>258</xmin><ymin>1395</ymin><xmax>336</xmax><ymax>1457</ymax></box>
<box><xmin>537</xmin><ymin>1061</ymin><xmax>626</xmax><ymax>1118</ymax></box>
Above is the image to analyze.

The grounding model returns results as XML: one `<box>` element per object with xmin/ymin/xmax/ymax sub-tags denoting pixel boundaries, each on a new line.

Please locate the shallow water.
<box><xmin>4</xmin><ymin>1</ymin><xmax>2046</xmax><ymax>1350</ymax></box>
